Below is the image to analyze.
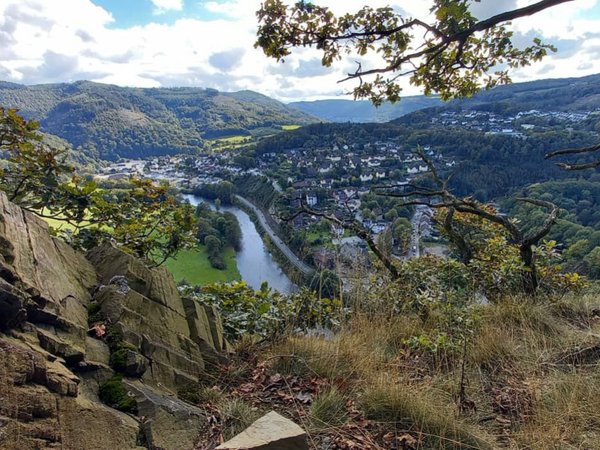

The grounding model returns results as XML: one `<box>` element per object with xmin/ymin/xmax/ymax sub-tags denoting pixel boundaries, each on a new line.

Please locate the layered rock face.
<box><xmin>0</xmin><ymin>191</ymin><xmax>227</xmax><ymax>449</ymax></box>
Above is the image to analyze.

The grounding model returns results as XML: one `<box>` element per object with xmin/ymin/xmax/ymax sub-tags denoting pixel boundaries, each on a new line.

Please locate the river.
<box><xmin>182</xmin><ymin>194</ymin><xmax>297</xmax><ymax>293</ymax></box>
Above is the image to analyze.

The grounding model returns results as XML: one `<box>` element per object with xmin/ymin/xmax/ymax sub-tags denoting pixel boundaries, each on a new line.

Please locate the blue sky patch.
<box><xmin>92</xmin><ymin>0</ymin><xmax>233</xmax><ymax>28</ymax></box>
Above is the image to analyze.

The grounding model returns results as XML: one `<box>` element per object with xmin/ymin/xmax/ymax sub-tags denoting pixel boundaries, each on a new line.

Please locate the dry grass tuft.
<box><xmin>470</xmin><ymin>327</ymin><xmax>519</xmax><ymax>374</ymax></box>
<box><xmin>515</xmin><ymin>371</ymin><xmax>600</xmax><ymax>449</ymax></box>
<box><xmin>269</xmin><ymin>333</ymin><xmax>382</xmax><ymax>382</ymax></box>
<box><xmin>360</xmin><ymin>380</ymin><xmax>493</xmax><ymax>449</ymax></box>
<box><xmin>219</xmin><ymin>398</ymin><xmax>263</xmax><ymax>440</ymax></box>
<box><xmin>222</xmin><ymin>290</ymin><xmax>600</xmax><ymax>449</ymax></box>
<box><xmin>308</xmin><ymin>386</ymin><xmax>349</xmax><ymax>431</ymax></box>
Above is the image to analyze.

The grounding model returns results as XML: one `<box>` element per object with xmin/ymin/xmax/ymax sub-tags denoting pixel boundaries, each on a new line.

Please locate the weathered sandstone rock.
<box><xmin>216</xmin><ymin>411</ymin><xmax>309</xmax><ymax>450</ymax></box>
<box><xmin>0</xmin><ymin>190</ymin><xmax>229</xmax><ymax>449</ymax></box>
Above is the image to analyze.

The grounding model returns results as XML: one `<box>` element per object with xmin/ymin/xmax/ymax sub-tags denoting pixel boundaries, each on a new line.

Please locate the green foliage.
<box><xmin>510</xmin><ymin>180</ymin><xmax>600</xmax><ymax>279</ymax></box>
<box><xmin>0</xmin><ymin>107</ymin><xmax>82</xmax><ymax>215</ymax></box>
<box><xmin>99</xmin><ymin>375</ymin><xmax>137</xmax><ymax>413</ymax></box>
<box><xmin>428</xmin><ymin>207</ymin><xmax>586</xmax><ymax>297</ymax></box>
<box><xmin>234</xmin><ymin>175</ymin><xmax>278</xmax><ymax>209</ymax></box>
<box><xmin>194</xmin><ymin>201</ymin><xmax>242</xmax><ymax>270</ymax></box>
<box><xmin>192</xmin><ymin>181</ymin><xmax>235</xmax><ymax>205</ymax></box>
<box><xmin>97</xmin><ymin>179</ymin><xmax>198</xmax><ymax>265</ymax></box>
<box><xmin>0</xmin><ymin>108</ymin><xmax>195</xmax><ymax>265</ymax></box>
<box><xmin>109</xmin><ymin>348</ymin><xmax>130</xmax><ymax>373</ymax></box>
<box><xmin>256</xmin><ymin>0</ymin><xmax>556</xmax><ymax>105</ymax></box>
<box><xmin>1</xmin><ymin>109</ymin><xmax>197</xmax><ymax>266</ymax></box>
<box><xmin>87</xmin><ymin>302</ymin><xmax>103</xmax><ymax>325</ymax></box>
<box><xmin>308</xmin><ymin>269</ymin><xmax>341</xmax><ymax>299</ymax></box>
<box><xmin>181</xmin><ymin>281</ymin><xmax>344</xmax><ymax>341</ymax></box>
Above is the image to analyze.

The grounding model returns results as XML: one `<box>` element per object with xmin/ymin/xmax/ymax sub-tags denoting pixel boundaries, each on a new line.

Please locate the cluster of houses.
<box><xmin>256</xmin><ymin>140</ymin><xmax>452</xmax><ymax>231</ymax></box>
<box><xmin>96</xmin><ymin>152</ymin><xmax>262</xmax><ymax>187</ymax></box>
<box><xmin>432</xmin><ymin>109</ymin><xmax>595</xmax><ymax>136</ymax></box>
<box><xmin>259</xmin><ymin>141</ymin><xmax>452</xmax><ymax>192</ymax></box>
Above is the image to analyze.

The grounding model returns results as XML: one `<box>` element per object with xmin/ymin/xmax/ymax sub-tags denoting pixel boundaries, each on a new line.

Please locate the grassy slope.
<box><xmin>165</xmin><ymin>246</ymin><xmax>240</xmax><ymax>285</ymax></box>
<box><xmin>190</xmin><ymin>288</ymin><xmax>600</xmax><ymax>449</ymax></box>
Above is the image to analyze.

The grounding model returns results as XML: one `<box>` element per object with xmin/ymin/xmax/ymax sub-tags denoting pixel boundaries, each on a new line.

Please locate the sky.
<box><xmin>0</xmin><ymin>0</ymin><xmax>599</xmax><ymax>102</ymax></box>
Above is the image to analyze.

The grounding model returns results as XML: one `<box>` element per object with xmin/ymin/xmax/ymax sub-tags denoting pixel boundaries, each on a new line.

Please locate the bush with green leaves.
<box><xmin>180</xmin><ymin>281</ymin><xmax>344</xmax><ymax>341</ymax></box>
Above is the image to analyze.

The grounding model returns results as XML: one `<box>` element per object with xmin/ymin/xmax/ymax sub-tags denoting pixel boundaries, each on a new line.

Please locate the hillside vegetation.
<box><xmin>0</xmin><ymin>81</ymin><xmax>318</xmax><ymax>160</ymax></box>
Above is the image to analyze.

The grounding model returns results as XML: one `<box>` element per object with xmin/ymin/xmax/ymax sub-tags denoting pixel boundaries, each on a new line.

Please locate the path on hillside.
<box><xmin>235</xmin><ymin>195</ymin><xmax>314</xmax><ymax>276</ymax></box>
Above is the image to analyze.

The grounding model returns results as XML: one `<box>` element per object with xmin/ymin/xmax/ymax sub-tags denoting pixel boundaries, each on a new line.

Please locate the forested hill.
<box><xmin>289</xmin><ymin>96</ymin><xmax>442</xmax><ymax>123</ymax></box>
<box><xmin>0</xmin><ymin>81</ymin><xmax>318</xmax><ymax>160</ymax></box>
<box><xmin>449</xmin><ymin>73</ymin><xmax>600</xmax><ymax>113</ymax></box>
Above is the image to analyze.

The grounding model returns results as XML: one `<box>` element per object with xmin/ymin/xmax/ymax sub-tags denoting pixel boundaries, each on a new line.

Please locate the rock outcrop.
<box><xmin>0</xmin><ymin>191</ymin><xmax>228</xmax><ymax>449</ymax></box>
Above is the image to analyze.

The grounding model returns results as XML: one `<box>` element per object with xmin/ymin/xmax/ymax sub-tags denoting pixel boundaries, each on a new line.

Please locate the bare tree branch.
<box><xmin>283</xmin><ymin>199</ymin><xmax>400</xmax><ymax>280</ymax></box>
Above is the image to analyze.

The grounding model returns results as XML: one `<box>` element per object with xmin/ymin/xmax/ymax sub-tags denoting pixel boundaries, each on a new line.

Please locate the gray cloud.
<box><xmin>0</xmin><ymin>2</ymin><xmax>56</xmax><ymax>60</ymax></box>
<box><xmin>208</xmin><ymin>48</ymin><xmax>245</xmax><ymax>72</ymax></box>
<box><xmin>511</xmin><ymin>30</ymin><xmax>583</xmax><ymax>60</ymax></box>
<box><xmin>36</xmin><ymin>51</ymin><xmax>79</xmax><ymax>79</ymax></box>
<box><xmin>4</xmin><ymin>2</ymin><xmax>54</xmax><ymax>30</ymax></box>
<box><xmin>577</xmin><ymin>62</ymin><xmax>593</xmax><ymax>71</ymax></box>
<box><xmin>583</xmin><ymin>44</ymin><xmax>600</xmax><ymax>58</ymax></box>
<box><xmin>16</xmin><ymin>51</ymin><xmax>108</xmax><ymax>84</ymax></box>
<box><xmin>143</xmin><ymin>67</ymin><xmax>262</xmax><ymax>92</ymax></box>
<box><xmin>76</xmin><ymin>29</ymin><xmax>95</xmax><ymax>43</ymax></box>
<box><xmin>82</xmin><ymin>49</ymin><xmax>136</xmax><ymax>64</ymax></box>
<box><xmin>0</xmin><ymin>64</ymin><xmax>12</xmax><ymax>80</ymax></box>
<box><xmin>536</xmin><ymin>63</ymin><xmax>556</xmax><ymax>76</ymax></box>
<box><xmin>269</xmin><ymin>57</ymin><xmax>331</xmax><ymax>78</ymax></box>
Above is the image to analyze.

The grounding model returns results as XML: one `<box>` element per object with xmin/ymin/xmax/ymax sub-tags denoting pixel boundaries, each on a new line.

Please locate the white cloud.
<box><xmin>150</xmin><ymin>0</ymin><xmax>184</xmax><ymax>14</ymax></box>
<box><xmin>0</xmin><ymin>0</ymin><xmax>598</xmax><ymax>100</ymax></box>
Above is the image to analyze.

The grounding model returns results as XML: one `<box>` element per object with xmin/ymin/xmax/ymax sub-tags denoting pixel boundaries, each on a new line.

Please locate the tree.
<box><xmin>377</xmin><ymin>148</ymin><xmax>558</xmax><ymax>294</ymax></box>
<box><xmin>95</xmin><ymin>179</ymin><xmax>197</xmax><ymax>266</ymax></box>
<box><xmin>0</xmin><ymin>107</ymin><xmax>80</xmax><ymax>216</ymax></box>
<box><xmin>256</xmin><ymin>0</ymin><xmax>567</xmax><ymax>105</ymax></box>
<box><xmin>0</xmin><ymin>108</ymin><xmax>196</xmax><ymax>266</ymax></box>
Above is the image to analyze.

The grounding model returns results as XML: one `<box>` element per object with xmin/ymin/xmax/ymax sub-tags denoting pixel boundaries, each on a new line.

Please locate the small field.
<box><xmin>208</xmin><ymin>135</ymin><xmax>253</xmax><ymax>152</ymax></box>
<box><xmin>165</xmin><ymin>246</ymin><xmax>240</xmax><ymax>285</ymax></box>
<box><xmin>281</xmin><ymin>124</ymin><xmax>301</xmax><ymax>131</ymax></box>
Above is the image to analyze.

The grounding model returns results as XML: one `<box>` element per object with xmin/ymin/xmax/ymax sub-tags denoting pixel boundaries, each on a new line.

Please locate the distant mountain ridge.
<box><xmin>439</xmin><ymin>73</ymin><xmax>600</xmax><ymax>114</ymax></box>
<box><xmin>291</xmin><ymin>73</ymin><xmax>600</xmax><ymax>123</ymax></box>
<box><xmin>289</xmin><ymin>96</ymin><xmax>443</xmax><ymax>123</ymax></box>
<box><xmin>0</xmin><ymin>81</ymin><xmax>318</xmax><ymax>160</ymax></box>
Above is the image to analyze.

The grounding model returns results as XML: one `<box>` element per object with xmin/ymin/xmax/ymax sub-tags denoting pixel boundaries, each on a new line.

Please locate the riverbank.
<box><xmin>232</xmin><ymin>195</ymin><xmax>315</xmax><ymax>286</ymax></box>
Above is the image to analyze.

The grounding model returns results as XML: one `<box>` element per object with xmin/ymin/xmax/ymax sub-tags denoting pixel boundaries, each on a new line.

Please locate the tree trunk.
<box><xmin>520</xmin><ymin>244</ymin><xmax>538</xmax><ymax>295</ymax></box>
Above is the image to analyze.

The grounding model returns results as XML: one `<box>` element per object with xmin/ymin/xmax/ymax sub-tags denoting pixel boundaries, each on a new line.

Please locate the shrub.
<box><xmin>99</xmin><ymin>375</ymin><xmax>137</xmax><ymax>413</ymax></box>
<box><xmin>87</xmin><ymin>302</ymin><xmax>103</xmax><ymax>325</ymax></box>
<box><xmin>180</xmin><ymin>282</ymin><xmax>344</xmax><ymax>341</ymax></box>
